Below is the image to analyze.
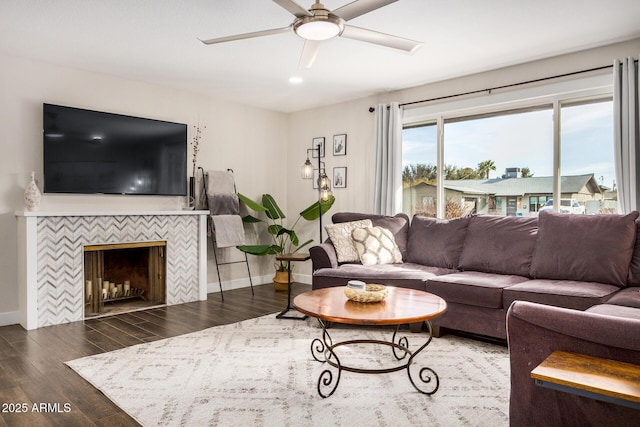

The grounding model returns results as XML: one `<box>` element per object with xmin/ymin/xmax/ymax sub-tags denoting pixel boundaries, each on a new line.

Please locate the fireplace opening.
<box><xmin>84</xmin><ymin>241</ymin><xmax>167</xmax><ymax>318</ymax></box>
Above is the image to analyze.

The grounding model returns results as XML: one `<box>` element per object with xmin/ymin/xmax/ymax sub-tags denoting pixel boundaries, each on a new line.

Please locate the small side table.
<box><xmin>275</xmin><ymin>253</ymin><xmax>310</xmax><ymax>320</ymax></box>
<box><xmin>531</xmin><ymin>350</ymin><xmax>640</xmax><ymax>409</ymax></box>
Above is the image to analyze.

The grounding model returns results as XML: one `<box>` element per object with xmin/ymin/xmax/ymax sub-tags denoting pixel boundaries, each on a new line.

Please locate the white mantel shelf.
<box><xmin>15</xmin><ymin>210</ymin><xmax>209</xmax><ymax>217</ymax></box>
<box><xmin>16</xmin><ymin>210</ymin><xmax>209</xmax><ymax>330</ymax></box>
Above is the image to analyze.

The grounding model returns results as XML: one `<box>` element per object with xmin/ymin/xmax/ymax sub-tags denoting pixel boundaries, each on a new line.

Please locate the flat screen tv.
<box><xmin>43</xmin><ymin>103</ymin><xmax>187</xmax><ymax>196</ymax></box>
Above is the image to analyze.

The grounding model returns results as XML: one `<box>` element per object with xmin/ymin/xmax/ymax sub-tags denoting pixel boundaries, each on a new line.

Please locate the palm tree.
<box><xmin>521</xmin><ymin>167</ymin><xmax>534</xmax><ymax>178</ymax></box>
<box><xmin>477</xmin><ymin>160</ymin><xmax>496</xmax><ymax>179</ymax></box>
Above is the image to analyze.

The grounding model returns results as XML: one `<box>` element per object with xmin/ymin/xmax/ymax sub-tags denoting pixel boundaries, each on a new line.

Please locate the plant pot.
<box><xmin>273</xmin><ymin>269</ymin><xmax>293</xmax><ymax>291</ymax></box>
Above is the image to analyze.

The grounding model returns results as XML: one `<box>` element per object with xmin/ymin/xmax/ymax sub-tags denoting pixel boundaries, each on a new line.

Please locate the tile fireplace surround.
<box><xmin>16</xmin><ymin>210</ymin><xmax>208</xmax><ymax>330</ymax></box>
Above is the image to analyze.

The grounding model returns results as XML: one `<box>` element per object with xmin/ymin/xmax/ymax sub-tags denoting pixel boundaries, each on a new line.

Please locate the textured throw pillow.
<box><xmin>331</xmin><ymin>212</ymin><xmax>410</xmax><ymax>257</ymax></box>
<box><xmin>351</xmin><ymin>226</ymin><xmax>403</xmax><ymax>265</ymax></box>
<box><xmin>325</xmin><ymin>219</ymin><xmax>373</xmax><ymax>263</ymax></box>
<box><xmin>530</xmin><ymin>210</ymin><xmax>639</xmax><ymax>287</ymax></box>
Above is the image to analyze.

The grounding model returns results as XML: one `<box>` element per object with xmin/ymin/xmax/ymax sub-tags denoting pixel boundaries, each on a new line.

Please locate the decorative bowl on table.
<box><xmin>344</xmin><ymin>283</ymin><xmax>388</xmax><ymax>303</ymax></box>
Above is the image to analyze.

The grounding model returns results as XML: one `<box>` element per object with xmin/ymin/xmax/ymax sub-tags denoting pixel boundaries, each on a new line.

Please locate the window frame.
<box><xmin>402</xmin><ymin>73</ymin><xmax>613</xmax><ymax>218</ymax></box>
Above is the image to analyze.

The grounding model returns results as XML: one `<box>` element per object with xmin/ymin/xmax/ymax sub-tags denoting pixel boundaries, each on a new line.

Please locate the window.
<box><xmin>560</xmin><ymin>99</ymin><xmax>616</xmax><ymax>214</ymax></box>
<box><xmin>402</xmin><ymin>85</ymin><xmax>615</xmax><ymax>218</ymax></box>
<box><xmin>402</xmin><ymin>122</ymin><xmax>437</xmax><ymax>217</ymax></box>
<box><xmin>529</xmin><ymin>195</ymin><xmax>548</xmax><ymax>212</ymax></box>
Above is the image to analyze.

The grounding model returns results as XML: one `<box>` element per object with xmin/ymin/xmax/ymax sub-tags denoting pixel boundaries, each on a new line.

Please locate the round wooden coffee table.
<box><xmin>293</xmin><ymin>286</ymin><xmax>447</xmax><ymax>398</ymax></box>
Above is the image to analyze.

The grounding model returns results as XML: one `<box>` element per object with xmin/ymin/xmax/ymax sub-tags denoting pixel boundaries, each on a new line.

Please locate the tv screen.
<box><xmin>43</xmin><ymin>104</ymin><xmax>187</xmax><ymax>196</ymax></box>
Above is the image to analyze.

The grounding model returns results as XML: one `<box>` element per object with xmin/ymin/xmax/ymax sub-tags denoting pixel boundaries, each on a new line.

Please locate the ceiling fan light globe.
<box><xmin>294</xmin><ymin>14</ymin><xmax>343</xmax><ymax>41</ymax></box>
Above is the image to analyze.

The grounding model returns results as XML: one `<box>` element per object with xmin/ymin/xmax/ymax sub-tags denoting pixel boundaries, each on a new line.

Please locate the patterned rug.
<box><xmin>66</xmin><ymin>315</ymin><xmax>510</xmax><ymax>426</ymax></box>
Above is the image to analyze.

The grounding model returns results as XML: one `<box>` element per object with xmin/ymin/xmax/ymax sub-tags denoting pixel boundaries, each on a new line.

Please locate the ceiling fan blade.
<box><xmin>298</xmin><ymin>40</ymin><xmax>321</xmax><ymax>69</ymax></box>
<box><xmin>199</xmin><ymin>26</ymin><xmax>292</xmax><ymax>45</ymax></box>
<box><xmin>340</xmin><ymin>25</ymin><xmax>422</xmax><ymax>52</ymax></box>
<box><xmin>332</xmin><ymin>0</ymin><xmax>398</xmax><ymax>21</ymax></box>
<box><xmin>272</xmin><ymin>0</ymin><xmax>312</xmax><ymax>18</ymax></box>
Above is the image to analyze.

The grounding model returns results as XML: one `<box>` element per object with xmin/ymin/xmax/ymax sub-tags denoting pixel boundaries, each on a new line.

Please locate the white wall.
<box><xmin>0</xmin><ymin>53</ymin><xmax>287</xmax><ymax>324</ymax></box>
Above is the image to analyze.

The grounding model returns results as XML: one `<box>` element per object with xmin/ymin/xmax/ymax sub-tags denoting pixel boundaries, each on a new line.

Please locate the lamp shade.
<box><xmin>301</xmin><ymin>158</ymin><xmax>313</xmax><ymax>179</ymax></box>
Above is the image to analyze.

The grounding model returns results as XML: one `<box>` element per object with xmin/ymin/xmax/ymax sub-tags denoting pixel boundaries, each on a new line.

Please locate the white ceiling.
<box><xmin>1</xmin><ymin>0</ymin><xmax>639</xmax><ymax>113</ymax></box>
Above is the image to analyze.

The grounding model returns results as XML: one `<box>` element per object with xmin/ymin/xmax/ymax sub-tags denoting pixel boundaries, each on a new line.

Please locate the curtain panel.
<box><xmin>614</xmin><ymin>57</ymin><xmax>640</xmax><ymax>213</ymax></box>
<box><xmin>373</xmin><ymin>102</ymin><xmax>403</xmax><ymax>215</ymax></box>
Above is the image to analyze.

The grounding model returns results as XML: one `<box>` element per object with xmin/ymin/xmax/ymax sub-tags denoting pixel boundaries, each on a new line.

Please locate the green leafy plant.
<box><xmin>236</xmin><ymin>193</ymin><xmax>335</xmax><ymax>271</ymax></box>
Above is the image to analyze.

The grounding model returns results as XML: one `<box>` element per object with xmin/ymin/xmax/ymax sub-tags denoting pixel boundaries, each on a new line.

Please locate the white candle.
<box><xmin>116</xmin><ymin>284</ymin><xmax>123</xmax><ymax>294</ymax></box>
<box><xmin>102</xmin><ymin>289</ymin><xmax>108</xmax><ymax>299</ymax></box>
<box><xmin>86</xmin><ymin>280</ymin><xmax>92</xmax><ymax>297</ymax></box>
<box><xmin>103</xmin><ymin>280</ymin><xmax>110</xmax><ymax>291</ymax></box>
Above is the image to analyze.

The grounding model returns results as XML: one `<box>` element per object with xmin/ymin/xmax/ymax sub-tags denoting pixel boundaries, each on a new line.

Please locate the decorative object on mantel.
<box><xmin>24</xmin><ymin>171</ymin><xmax>42</xmax><ymax>211</ymax></box>
<box><xmin>189</xmin><ymin>123</ymin><xmax>206</xmax><ymax>209</ymax></box>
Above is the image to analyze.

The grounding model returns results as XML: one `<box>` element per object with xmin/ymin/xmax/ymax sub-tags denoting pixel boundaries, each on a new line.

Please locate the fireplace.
<box><xmin>84</xmin><ymin>241</ymin><xmax>167</xmax><ymax>318</ymax></box>
<box><xmin>17</xmin><ymin>210</ymin><xmax>208</xmax><ymax>329</ymax></box>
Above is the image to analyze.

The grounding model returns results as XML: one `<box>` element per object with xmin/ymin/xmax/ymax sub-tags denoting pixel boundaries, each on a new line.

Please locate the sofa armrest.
<box><xmin>309</xmin><ymin>242</ymin><xmax>338</xmax><ymax>271</ymax></box>
<box><xmin>506</xmin><ymin>301</ymin><xmax>640</xmax><ymax>426</ymax></box>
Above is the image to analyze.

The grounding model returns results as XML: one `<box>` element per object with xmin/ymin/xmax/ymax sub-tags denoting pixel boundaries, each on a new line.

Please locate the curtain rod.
<box><xmin>368</xmin><ymin>64</ymin><xmax>618</xmax><ymax>113</ymax></box>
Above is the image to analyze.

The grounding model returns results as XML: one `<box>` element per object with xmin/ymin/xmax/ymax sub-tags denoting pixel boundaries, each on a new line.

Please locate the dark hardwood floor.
<box><xmin>0</xmin><ymin>283</ymin><xmax>311</xmax><ymax>427</ymax></box>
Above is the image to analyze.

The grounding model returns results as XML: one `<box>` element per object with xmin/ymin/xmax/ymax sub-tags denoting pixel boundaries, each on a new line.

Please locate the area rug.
<box><xmin>66</xmin><ymin>315</ymin><xmax>509</xmax><ymax>426</ymax></box>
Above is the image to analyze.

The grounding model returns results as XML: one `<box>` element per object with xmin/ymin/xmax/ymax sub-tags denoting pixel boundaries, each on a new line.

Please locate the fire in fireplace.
<box><xmin>84</xmin><ymin>241</ymin><xmax>167</xmax><ymax>318</ymax></box>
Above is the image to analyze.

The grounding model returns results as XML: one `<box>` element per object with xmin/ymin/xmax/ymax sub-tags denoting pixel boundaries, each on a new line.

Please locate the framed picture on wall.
<box><xmin>333</xmin><ymin>167</ymin><xmax>347</xmax><ymax>188</ymax></box>
<box><xmin>333</xmin><ymin>134</ymin><xmax>347</xmax><ymax>156</ymax></box>
<box><xmin>312</xmin><ymin>137</ymin><xmax>325</xmax><ymax>158</ymax></box>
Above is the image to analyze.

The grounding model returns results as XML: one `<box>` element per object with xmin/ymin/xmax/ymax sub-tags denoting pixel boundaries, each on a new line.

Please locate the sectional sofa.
<box><xmin>309</xmin><ymin>210</ymin><xmax>640</xmax><ymax>340</ymax></box>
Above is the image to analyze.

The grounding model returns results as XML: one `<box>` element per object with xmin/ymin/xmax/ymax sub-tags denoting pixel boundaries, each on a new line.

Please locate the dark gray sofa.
<box><xmin>310</xmin><ymin>210</ymin><xmax>640</xmax><ymax>339</ymax></box>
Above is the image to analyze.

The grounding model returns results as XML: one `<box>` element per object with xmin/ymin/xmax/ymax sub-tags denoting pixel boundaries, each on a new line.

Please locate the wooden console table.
<box><xmin>531</xmin><ymin>350</ymin><xmax>640</xmax><ymax>409</ymax></box>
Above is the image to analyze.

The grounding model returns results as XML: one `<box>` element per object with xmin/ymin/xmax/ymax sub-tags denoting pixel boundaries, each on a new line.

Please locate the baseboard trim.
<box><xmin>0</xmin><ymin>311</ymin><xmax>20</xmax><ymax>327</ymax></box>
<box><xmin>207</xmin><ymin>273</ymin><xmax>312</xmax><ymax>294</ymax></box>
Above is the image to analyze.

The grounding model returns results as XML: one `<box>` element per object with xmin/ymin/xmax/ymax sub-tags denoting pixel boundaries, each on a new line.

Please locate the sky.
<box><xmin>402</xmin><ymin>100</ymin><xmax>615</xmax><ymax>189</ymax></box>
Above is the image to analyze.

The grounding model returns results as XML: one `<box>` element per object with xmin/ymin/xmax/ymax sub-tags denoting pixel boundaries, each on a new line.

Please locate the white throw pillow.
<box><xmin>325</xmin><ymin>219</ymin><xmax>373</xmax><ymax>263</ymax></box>
<box><xmin>351</xmin><ymin>226</ymin><xmax>403</xmax><ymax>265</ymax></box>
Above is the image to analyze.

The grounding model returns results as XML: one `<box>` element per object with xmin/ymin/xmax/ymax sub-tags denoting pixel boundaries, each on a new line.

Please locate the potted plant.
<box><xmin>237</xmin><ymin>193</ymin><xmax>335</xmax><ymax>290</ymax></box>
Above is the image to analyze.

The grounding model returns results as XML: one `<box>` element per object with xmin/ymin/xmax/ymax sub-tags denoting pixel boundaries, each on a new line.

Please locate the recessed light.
<box><xmin>289</xmin><ymin>76</ymin><xmax>304</xmax><ymax>84</ymax></box>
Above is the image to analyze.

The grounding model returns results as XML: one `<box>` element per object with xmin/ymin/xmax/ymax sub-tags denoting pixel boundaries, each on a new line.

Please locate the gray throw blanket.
<box><xmin>208</xmin><ymin>193</ymin><xmax>239</xmax><ymax>215</ymax></box>
<box><xmin>211</xmin><ymin>215</ymin><xmax>245</xmax><ymax>248</ymax></box>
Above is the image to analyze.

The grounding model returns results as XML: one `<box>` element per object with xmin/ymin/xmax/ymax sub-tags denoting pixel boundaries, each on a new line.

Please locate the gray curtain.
<box><xmin>373</xmin><ymin>102</ymin><xmax>403</xmax><ymax>215</ymax></box>
<box><xmin>614</xmin><ymin>57</ymin><xmax>640</xmax><ymax>213</ymax></box>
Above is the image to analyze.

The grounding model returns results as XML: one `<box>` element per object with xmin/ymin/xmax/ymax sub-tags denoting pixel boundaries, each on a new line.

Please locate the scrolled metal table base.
<box><xmin>309</xmin><ymin>321</ymin><xmax>440</xmax><ymax>398</ymax></box>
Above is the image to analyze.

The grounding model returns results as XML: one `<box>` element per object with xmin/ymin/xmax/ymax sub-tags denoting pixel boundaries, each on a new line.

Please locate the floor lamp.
<box><xmin>301</xmin><ymin>147</ymin><xmax>332</xmax><ymax>242</ymax></box>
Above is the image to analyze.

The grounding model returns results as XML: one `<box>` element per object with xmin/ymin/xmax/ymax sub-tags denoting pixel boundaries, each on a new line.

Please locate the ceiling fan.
<box><xmin>199</xmin><ymin>0</ymin><xmax>423</xmax><ymax>69</ymax></box>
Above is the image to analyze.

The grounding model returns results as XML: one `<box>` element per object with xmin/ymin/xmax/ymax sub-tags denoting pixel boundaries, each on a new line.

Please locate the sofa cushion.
<box><xmin>312</xmin><ymin>262</ymin><xmax>456</xmax><ymax>290</ymax></box>
<box><xmin>604</xmin><ymin>287</ymin><xmax>640</xmax><ymax>309</ymax></box>
<box><xmin>458</xmin><ymin>215</ymin><xmax>538</xmax><ymax>277</ymax></box>
<box><xmin>406</xmin><ymin>215</ymin><xmax>469</xmax><ymax>269</ymax></box>
<box><xmin>425</xmin><ymin>271</ymin><xmax>529</xmax><ymax>309</ymax></box>
<box><xmin>530</xmin><ymin>211</ymin><xmax>639</xmax><ymax>287</ymax></box>
<box><xmin>503</xmin><ymin>279</ymin><xmax>620</xmax><ymax>311</ymax></box>
<box><xmin>324</xmin><ymin>219</ymin><xmax>373</xmax><ymax>263</ymax></box>
<box><xmin>331</xmin><ymin>212</ymin><xmax>410</xmax><ymax>258</ymax></box>
<box><xmin>351</xmin><ymin>226</ymin><xmax>403</xmax><ymax>265</ymax></box>
<box><xmin>586</xmin><ymin>304</ymin><xmax>640</xmax><ymax>320</ymax></box>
